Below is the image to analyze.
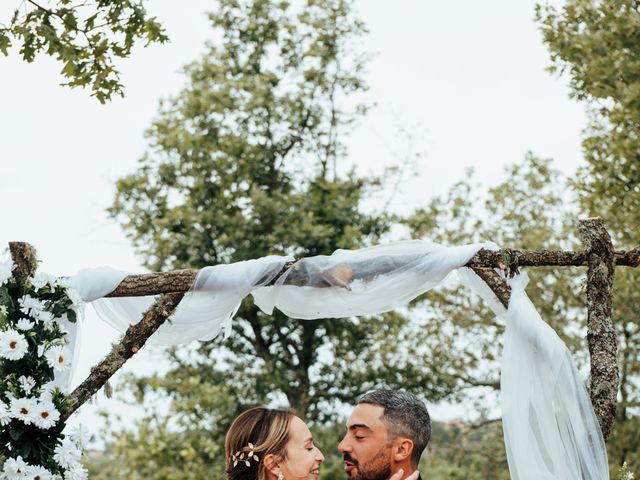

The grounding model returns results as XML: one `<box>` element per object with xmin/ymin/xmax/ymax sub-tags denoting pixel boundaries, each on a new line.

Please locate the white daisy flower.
<box><xmin>18</xmin><ymin>295</ymin><xmax>45</xmax><ymax>317</ymax></box>
<box><xmin>56</xmin><ymin>279</ymin><xmax>84</xmax><ymax>307</ymax></box>
<box><xmin>63</xmin><ymin>462</ymin><xmax>87</xmax><ymax>480</ymax></box>
<box><xmin>0</xmin><ymin>305</ymin><xmax>8</xmax><ymax>317</ymax></box>
<box><xmin>26</xmin><ymin>464</ymin><xmax>53</xmax><ymax>480</ymax></box>
<box><xmin>32</xmin><ymin>400</ymin><xmax>60</xmax><ymax>429</ymax></box>
<box><xmin>35</xmin><ymin>310</ymin><xmax>56</xmax><ymax>327</ymax></box>
<box><xmin>16</xmin><ymin>317</ymin><xmax>35</xmax><ymax>331</ymax></box>
<box><xmin>40</xmin><ymin>382</ymin><xmax>56</xmax><ymax>399</ymax></box>
<box><xmin>0</xmin><ymin>401</ymin><xmax>11</xmax><ymax>426</ymax></box>
<box><xmin>31</xmin><ymin>272</ymin><xmax>58</xmax><ymax>290</ymax></box>
<box><xmin>2</xmin><ymin>456</ymin><xmax>29</xmax><ymax>477</ymax></box>
<box><xmin>37</xmin><ymin>344</ymin><xmax>46</xmax><ymax>358</ymax></box>
<box><xmin>9</xmin><ymin>397</ymin><xmax>36</xmax><ymax>425</ymax></box>
<box><xmin>46</xmin><ymin>346</ymin><xmax>71</xmax><ymax>371</ymax></box>
<box><xmin>66</xmin><ymin>424</ymin><xmax>90</xmax><ymax>445</ymax></box>
<box><xmin>0</xmin><ymin>261</ymin><xmax>14</xmax><ymax>286</ymax></box>
<box><xmin>0</xmin><ymin>329</ymin><xmax>29</xmax><ymax>361</ymax></box>
<box><xmin>53</xmin><ymin>438</ymin><xmax>82</xmax><ymax>469</ymax></box>
<box><xmin>18</xmin><ymin>375</ymin><xmax>36</xmax><ymax>394</ymax></box>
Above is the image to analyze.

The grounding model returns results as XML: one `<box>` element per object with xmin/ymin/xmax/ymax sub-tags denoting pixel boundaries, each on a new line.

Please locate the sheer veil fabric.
<box><xmin>459</xmin><ymin>270</ymin><xmax>609</xmax><ymax>480</ymax></box>
<box><xmin>69</xmin><ymin>241</ymin><xmax>608</xmax><ymax>480</ymax></box>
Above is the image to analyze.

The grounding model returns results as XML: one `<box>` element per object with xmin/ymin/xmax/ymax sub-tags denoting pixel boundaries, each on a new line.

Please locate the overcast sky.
<box><xmin>1</xmin><ymin>0</ymin><xmax>584</xmax><ymax>433</ymax></box>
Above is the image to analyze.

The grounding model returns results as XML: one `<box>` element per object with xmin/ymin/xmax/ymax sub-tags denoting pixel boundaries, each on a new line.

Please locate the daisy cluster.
<box><xmin>0</xmin><ymin>260</ymin><xmax>88</xmax><ymax>479</ymax></box>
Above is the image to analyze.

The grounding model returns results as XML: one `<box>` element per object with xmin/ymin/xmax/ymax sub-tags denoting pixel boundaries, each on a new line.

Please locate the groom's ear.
<box><xmin>392</xmin><ymin>437</ymin><xmax>414</xmax><ymax>463</ymax></box>
<box><xmin>263</xmin><ymin>453</ymin><xmax>281</xmax><ymax>476</ymax></box>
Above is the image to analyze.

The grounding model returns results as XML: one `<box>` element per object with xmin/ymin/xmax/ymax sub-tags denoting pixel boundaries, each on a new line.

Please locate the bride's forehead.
<box><xmin>288</xmin><ymin>416</ymin><xmax>312</xmax><ymax>439</ymax></box>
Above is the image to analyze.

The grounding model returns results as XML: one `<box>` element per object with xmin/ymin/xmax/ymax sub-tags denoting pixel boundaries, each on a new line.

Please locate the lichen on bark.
<box><xmin>578</xmin><ymin>217</ymin><xmax>618</xmax><ymax>440</ymax></box>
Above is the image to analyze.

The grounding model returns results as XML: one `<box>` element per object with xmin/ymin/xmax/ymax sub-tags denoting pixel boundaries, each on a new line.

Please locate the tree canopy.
<box><xmin>1</xmin><ymin>0</ymin><xmax>168</xmax><ymax>102</ymax></box>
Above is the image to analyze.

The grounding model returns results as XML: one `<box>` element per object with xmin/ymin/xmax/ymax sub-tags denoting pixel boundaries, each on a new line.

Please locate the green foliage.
<box><xmin>536</xmin><ymin>0</ymin><xmax>640</xmax><ymax>243</ymax></box>
<box><xmin>423</xmin><ymin>420</ymin><xmax>510</xmax><ymax>480</ymax></box>
<box><xmin>1</xmin><ymin>0</ymin><xmax>168</xmax><ymax>102</ymax></box>
<box><xmin>537</xmin><ymin>1</ymin><xmax>640</xmax><ymax>473</ymax></box>
<box><xmin>109</xmin><ymin>0</ymin><xmax>376</xmax><ymax>270</ymax></box>
<box><xmin>84</xmin><ymin>374</ymin><xmax>236</xmax><ymax>479</ymax></box>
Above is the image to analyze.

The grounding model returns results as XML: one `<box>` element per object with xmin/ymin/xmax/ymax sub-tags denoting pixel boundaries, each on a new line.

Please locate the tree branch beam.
<box><xmin>61</xmin><ymin>292</ymin><xmax>184</xmax><ymax>422</ymax></box>
<box><xmin>103</xmin><ymin>247</ymin><xmax>640</xmax><ymax>298</ymax></box>
<box><xmin>470</xmin><ymin>267</ymin><xmax>511</xmax><ymax>309</ymax></box>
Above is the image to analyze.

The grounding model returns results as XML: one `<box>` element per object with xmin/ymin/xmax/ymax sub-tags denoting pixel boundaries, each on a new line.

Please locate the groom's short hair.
<box><xmin>358</xmin><ymin>389</ymin><xmax>431</xmax><ymax>466</ymax></box>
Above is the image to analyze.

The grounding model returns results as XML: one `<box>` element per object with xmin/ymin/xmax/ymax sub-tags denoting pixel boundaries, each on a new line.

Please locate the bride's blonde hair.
<box><xmin>225</xmin><ymin>407</ymin><xmax>294</xmax><ymax>480</ymax></box>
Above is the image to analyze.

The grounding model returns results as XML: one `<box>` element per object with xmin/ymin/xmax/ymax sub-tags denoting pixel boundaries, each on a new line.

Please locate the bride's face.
<box><xmin>280</xmin><ymin>416</ymin><xmax>325</xmax><ymax>480</ymax></box>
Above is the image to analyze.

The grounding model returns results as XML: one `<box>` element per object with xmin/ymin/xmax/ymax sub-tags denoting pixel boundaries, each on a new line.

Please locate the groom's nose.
<box><xmin>338</xmin><ymin>435</ymin><xmax>351</xmax><ymax>453</ymax></box>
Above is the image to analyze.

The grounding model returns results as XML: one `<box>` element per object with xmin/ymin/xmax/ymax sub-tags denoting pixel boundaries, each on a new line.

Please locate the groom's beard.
<box><xmin>344</xmin><ymin>448</ymin><xmax>392</xmax><ymax>480</ymax></box>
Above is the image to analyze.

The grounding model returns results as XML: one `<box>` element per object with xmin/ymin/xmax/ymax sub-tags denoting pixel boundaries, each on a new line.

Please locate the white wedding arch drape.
<box><xmin>65</xmin><ymin>240</ymin><xmax>609</xmax><ymax>480</ymax></box>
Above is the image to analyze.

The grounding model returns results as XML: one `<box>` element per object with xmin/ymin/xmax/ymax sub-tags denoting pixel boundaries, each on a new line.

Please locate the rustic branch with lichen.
<box><xmin>578</xmin><ymin>218</ymin><xmax>618</xmax><ymax>440</ymax></box>
<box><xmin>60</xmin><ymin>292</ymin><xmax>184</xmax><ymax>422</ymax></box>
<box><xmin>104</xmin><ymin>246</ymin><xmax>640</xmax><ymax>298</ymax></box>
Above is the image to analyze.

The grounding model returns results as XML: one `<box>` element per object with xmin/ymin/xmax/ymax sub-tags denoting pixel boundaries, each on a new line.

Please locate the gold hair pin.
<box><xmin>231</xmin><ymin>442</ymin><xmax>260</xmax><ymax>467</ymax></box>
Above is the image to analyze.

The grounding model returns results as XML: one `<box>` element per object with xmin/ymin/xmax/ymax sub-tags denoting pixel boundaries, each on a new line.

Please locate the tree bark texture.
<box><xmin>9</xmin><ymin>241</ymin><xmax>38</xmax><ymax>285</ymax></box>
<box><xmin>470</xmin><ymin>268</ymin><xmax>511</xmax><ymax>309</ymax></box>
<box><xmin>578</xmin><ymin>218</ymin><xmax>618</xmax><ymax>440</ymax></box>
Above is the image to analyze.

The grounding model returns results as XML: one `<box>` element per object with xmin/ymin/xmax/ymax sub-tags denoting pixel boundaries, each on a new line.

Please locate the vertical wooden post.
<box><xmin>578</xmin><ymin>218</ymin><xmax>618</xmax><ymax>440</ymax></box>
<box><xmin>8</xmin><ymin>241</ymin><xmax>38</xmax><ymax>286</ymax></box>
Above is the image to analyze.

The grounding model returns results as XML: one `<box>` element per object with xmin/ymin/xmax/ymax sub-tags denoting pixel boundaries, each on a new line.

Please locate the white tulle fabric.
<box><xmin>252</xmin><ymin>241</ymin><xmax>492</xmax><ymax>319</ymax></box>
<box><xmin>499</xmin><ymin>274</ymin><xmax>608</xmax><ymax>480</ymax></box>
<box><xmin>44</xmin><ymin>268</ymin><xmax>130</xmax><ymax>392</ymax></box>
<box><xmin>47</xmin><ymin>310</ymin><xmax>81</xmax><ymax>393</ymax></box>
<box><xmin>90</xmin><ymin>255</ymin><xmax>291</xmax><ymax>346</ymax></box>
<box><xmin>68</xmin><ymin>240</ymin><xmax>608</xmax><ymax>480</ymax></box>
<box><xmin>459</xmin><ymin>268</ymin><xmax>609</xmax><ymax>479</ymax></box>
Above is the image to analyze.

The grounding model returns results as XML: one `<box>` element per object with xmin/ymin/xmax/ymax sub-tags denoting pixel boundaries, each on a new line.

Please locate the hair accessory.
<box><xmin>231</xmin><ymin>442</ymin><xmax>260</xmax><ymax>468</ymax></box>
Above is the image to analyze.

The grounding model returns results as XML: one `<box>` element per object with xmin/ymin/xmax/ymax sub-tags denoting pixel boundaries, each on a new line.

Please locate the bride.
<box><xmin>225</xmin><ymin>407</ymin><xmax>419</xmax><ymax>480</ymax></box>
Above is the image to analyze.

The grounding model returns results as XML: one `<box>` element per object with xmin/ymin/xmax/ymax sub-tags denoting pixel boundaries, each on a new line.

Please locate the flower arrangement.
<box><xmin>0</xmin><ymin>260</ymin><xmax>86</xmax><ymax>479</ymax></box>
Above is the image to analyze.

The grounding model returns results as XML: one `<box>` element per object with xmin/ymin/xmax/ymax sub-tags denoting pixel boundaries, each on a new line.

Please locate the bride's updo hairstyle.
<box><xmin>225</xmin><ymin>407</ymin><xmax>294</xmax><ymax>480</ymax></box>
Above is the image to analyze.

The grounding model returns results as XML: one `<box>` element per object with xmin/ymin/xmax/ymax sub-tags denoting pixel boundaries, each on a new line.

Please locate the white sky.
<box><xmin>1</xmin><ymin>0</ymin><xmax>584</xmax><ymax>434</ymax></box>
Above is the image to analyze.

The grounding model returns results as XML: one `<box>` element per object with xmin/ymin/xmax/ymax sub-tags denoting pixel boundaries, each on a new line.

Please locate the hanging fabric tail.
<box><xmin>502</xmin><ymin>273</ymin><xmax>609</xmax><ymax>480</ymax></box>
<box><xmin>462</xmin><ymin>269</ymin><xmax>609</xmax><ymax>480</ymax></box>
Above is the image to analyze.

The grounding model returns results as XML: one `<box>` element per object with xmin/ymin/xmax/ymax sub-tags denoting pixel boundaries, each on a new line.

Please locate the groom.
<box><xmin>338</xmin><ymin>390</ymin><xmax>430</xmax><ymax>480</ymax></box>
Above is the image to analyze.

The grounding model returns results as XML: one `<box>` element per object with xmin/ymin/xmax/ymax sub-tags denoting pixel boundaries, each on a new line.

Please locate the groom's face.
<box><xmin>338</xmin><ymin>404</ymin><xmax>392</xmax><ymax>480</ymax></box>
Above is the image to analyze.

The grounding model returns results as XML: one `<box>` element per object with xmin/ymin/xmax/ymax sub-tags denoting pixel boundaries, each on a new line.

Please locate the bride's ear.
<box><xmin>263</xmin><ymin>453</ymin><xmax>282</xmax><ymax>477</ymax></box>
